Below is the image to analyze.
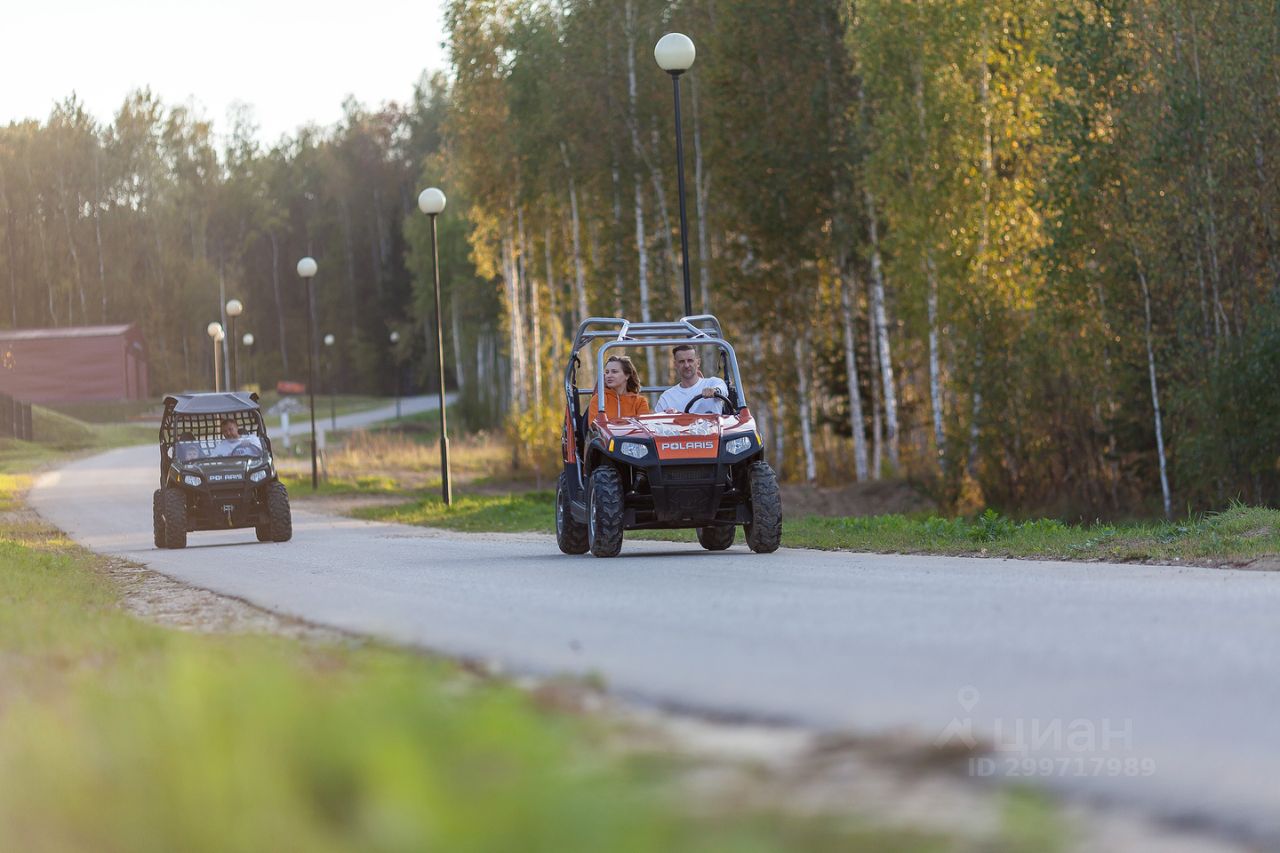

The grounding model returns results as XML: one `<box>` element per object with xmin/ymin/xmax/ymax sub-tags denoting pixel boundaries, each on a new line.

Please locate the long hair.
<box><xmin>606</xmin><ymin>355</ymin><xmax>642</xmax><ymax>394</ymax></box>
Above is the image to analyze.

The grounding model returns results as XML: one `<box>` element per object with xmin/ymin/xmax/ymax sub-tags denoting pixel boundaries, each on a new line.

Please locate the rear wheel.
<box><xmin>556</xmin><ymin>472</ymin><xmax>589</xmax><ymax>554</ymax></box>
<box><xmin>744</xmin><ymin>462</ymin><xmax>782</xmax><ymax>554</ymax></box>
<box><xmin>587</xmin><ymin>465</ymin><xmax>624</xmax><ymax>558</ymax></box>
<box><xmin>161</xmin><ymin>487</ymin><xmax>188</xmax><ymax>549</ymax></box>
<box><xmin>152</xmin><ymin>489</ymin><xmax>165</xmax><ymax>548</ymax></box>
<box><xmin>696</xmin><ymin>525</ymin><xmax>735</xmax><ymax>551</ymax></box>
<box><xmin>266</xmin><ymin>482</ymin><xmax>292</xmax><ymax>542</ymax></box>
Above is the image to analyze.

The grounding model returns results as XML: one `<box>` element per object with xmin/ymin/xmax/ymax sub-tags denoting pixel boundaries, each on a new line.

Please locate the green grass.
<box><xmin>355</xmin><ymin>489</ymin><xmax>555</xmax><ymax>532</ymax></box>
<box><xmin>354</xmin><ymin>487</ymin><xmax>1280</xmax><ymax>567</ymax></box>
<box><xmin>0</xmin><ymin>452</ymin><xmax>1018</xmax><ymax>853</ymax></box>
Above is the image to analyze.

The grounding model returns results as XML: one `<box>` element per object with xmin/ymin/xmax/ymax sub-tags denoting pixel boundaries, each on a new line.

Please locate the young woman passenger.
<box><xmin>587</xmin><ymin>355</ymin><xmax>651</xmax><ymax>419</ymax></box>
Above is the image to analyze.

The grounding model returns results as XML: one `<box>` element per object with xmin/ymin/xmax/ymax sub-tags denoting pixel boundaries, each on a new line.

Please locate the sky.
<box><xmin>2</xmin><ymin>0</ymin><xmax>448</xmax><ymax>142</ymax></box>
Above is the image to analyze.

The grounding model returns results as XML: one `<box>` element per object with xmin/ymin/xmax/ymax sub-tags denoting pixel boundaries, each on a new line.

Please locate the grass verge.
<box><xmin>352</xmin><ymin>488</ymin><xmax>1280</xmax><ymax>566</ymax></box>
<box><xmin>3</xmin><ymin>444</ymin><xmax>1063</xmax><ymax>852</ymax></box>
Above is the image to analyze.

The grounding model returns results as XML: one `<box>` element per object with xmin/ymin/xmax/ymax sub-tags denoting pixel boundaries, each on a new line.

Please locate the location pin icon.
<box><xmin>958</xmin><ymin>686</ymin><xmax>980</xmax><ymax>712</ymax></box>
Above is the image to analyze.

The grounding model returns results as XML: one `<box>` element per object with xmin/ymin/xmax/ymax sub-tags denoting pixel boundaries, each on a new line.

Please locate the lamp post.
<box><xmin>389</xmin><ymin>330</ymin><xmax>402</xmax><ymax>419</ymax></box>
<box><xmin>225</xmin><ymin>298</ymin><xmax>243</xmax><ymax>389</ymax></box>
<box><xmin>206</xmin><ymin>322</ymin><xmax>225</xmax><ymax>392</ymax></box>
<box><xmin>242</xmin><ymin>332</ymin><xmax>256</xmax><ymax>389</ymax></box>
<box><xmin>323</xmin><ymin>333</ymin><xmax>336</xmax><ymax>428</ymax></box>
<box><xmin>297</xmin><ymin>256</ymin><xmax>319</xmax><ymax>490</ymax></box>
<box><xmin>418</xmin><ymin>187</ymin><xmax>452</xmax><ymax>506</ymax></box>
<box><xmin>654</xmin><ymin>32</ymin><xmax>697</xmax><ymax>318</ymax></box>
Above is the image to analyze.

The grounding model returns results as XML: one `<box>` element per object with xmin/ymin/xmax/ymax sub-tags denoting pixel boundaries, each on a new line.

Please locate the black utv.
<box><xmin>153</xmin><ymin>392</ymin><xmax>292</xmax><ymax>548</ymax></box>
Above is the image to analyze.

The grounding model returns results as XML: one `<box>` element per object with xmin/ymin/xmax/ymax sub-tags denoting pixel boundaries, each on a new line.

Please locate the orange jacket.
<box><xmin>587</xmin><ymin>387</ymin><xmax>651</xmax><ymax>419</ymax></box>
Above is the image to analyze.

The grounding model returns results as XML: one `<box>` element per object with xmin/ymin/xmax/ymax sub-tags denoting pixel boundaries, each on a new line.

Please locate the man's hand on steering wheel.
<box><xmin>683</xmin><ymin>391</ymin><xmax>734</xmax><ymax>414</ymax></box>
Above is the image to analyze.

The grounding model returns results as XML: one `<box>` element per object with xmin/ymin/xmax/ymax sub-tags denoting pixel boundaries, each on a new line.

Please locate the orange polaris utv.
<box><xmin>556</xmin><ymin>315</ymin><xmax>782</xmax><ymax>558</ymax></box>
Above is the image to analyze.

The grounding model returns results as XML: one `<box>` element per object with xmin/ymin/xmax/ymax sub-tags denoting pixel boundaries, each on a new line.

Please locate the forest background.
<box><xmin>2</xmin><ymin>0</ymin><xmax>1277</xmax><ymax>518</ymax></box>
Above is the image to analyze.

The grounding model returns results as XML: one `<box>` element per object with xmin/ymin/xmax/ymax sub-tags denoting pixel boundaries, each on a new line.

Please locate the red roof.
<box><xmin>0</xmin><ymin>324</ymin><xmax>137</xmax><ymax>341</ymax></box>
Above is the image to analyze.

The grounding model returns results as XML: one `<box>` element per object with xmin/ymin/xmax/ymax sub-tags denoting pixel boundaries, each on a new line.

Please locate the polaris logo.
<box><xmin>660</xmin><ymin>440</ymin><xmax>714</xmax><ymax>451</ymax></box>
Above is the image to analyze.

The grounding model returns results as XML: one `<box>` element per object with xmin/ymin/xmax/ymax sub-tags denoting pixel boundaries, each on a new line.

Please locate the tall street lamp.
<box><xmin>323</xmin><ymin>333</ymin><xmax>337</xmax><ymax>429</ymax></box>
<box><xmin>242</xmin><ymin>332</ymin><xmax>256</xmax><ymax>389</ymax></box>
<box><xmin>418</xmin><ymin>187</ymin><xmax>452</xmax><ymax>506</ymax></box>
<box><xmin>225</xmin><ymin>299</ymin><xmax>243</xmax><ymax>389</ymax></box>
<box><xmin>389</xmin><ymin>330</ymin><xmax>402</xmax><ymax>419</ymax></box>
<box><xmin>206</xmin><ymin>322</ymin><xmax>225</xmax><ymax>392</ymax></box>
<box><xmin>297</xmin><ymin>256</ymin><xmax>319</xmax><ymax>490</ymax></box>
<box><xmin>654</xmin><ymin>32</ymin><xmax>697</xmax><ymax>318</ymax></box>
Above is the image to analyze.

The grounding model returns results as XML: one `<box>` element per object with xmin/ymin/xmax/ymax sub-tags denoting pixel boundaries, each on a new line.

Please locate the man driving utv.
<box><xmin>657</xmin><ymin>344</ymin><xmax>729</xmax><ymax>414</ymax></box>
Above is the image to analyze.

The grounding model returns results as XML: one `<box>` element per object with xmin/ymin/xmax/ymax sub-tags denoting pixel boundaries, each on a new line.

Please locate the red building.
<box><xmin>0</xmin><ymin>324</ymin><xmax>150</xmax><ymax>402</ymax></box>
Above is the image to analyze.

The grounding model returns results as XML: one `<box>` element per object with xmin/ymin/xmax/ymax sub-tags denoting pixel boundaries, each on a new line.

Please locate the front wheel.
<box><xmin>696</xmin><ymin>525</ymin><xmax>735</xmax><ymax>551</ymax></box>
<box><xmin>587</xmin><ymin>466</ymin><xmax>624</xmax><ymax>558</ymax></box>
<box><xmin>161</xmin><ymin>487</ymin><xmax>188</xmax><ymax>549</ymax></box>
<box><xmin>744</xmin><ymin>461</ymin><xmax>782</xmax><ymax>554</ymax></box>
<box><xmin>556</xmin><ymin>472</ymin><xmax>589</xmax><ymax>554</ymax></box>
<box><xmin>265</xmin><ymin>481</ymin><xmax>293</xmax><ymax>542</ymax></box>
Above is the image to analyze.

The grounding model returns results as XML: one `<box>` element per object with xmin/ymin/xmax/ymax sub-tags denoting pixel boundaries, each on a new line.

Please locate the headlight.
<box><xmin>724</xmin><ymin>435</ymin><xmax>754</xmax><ymax>455</ymax></box>
<box><xmin>619</xmin><ymin>441</ymin><xmax>649</xmax><ymax>459</ymax></box>
<box><xmin>182</xmin><ymin>474</ymin><xmax>202</xmax><ymax>487</ymax></box>
<box><xmin>249</xmin><ymin>469</ymin><xmax>269</xmax><ymax>483</ymax></box>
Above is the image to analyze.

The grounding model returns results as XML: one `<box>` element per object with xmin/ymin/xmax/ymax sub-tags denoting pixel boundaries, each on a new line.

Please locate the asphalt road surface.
<box><xmin>31</xmin><ymin>444</ymin><xmax>1280</xmax><ymax>846</ymax></box>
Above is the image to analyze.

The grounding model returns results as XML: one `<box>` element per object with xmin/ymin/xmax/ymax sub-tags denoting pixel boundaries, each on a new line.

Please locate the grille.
<box><xmin>663</xmin><ymin>465</ymin><xmax>714</xmax><ymax>482</ymax></box>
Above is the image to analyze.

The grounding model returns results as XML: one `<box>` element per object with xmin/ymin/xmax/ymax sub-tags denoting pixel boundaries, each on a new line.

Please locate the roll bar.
<box><xmin>562</xmin><ymin>314</ymin><xmax>746</xmax><ymax>414</ymax></box>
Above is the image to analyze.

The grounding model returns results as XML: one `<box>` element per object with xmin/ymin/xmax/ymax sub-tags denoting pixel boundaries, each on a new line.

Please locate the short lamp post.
<box><xmin>297</xmin><ymin>256</ymin><xmax>319</xmax><ymax>490</ymax></box>
<box><xmin>206</xmin><ymin>322</ymin><xmax>225</xmax><ymax>392</ymax></box>
<box><xmin>242</xmin><ymin>332</ymin><xmax>256</xmax><ymax>388</ymax></box>
<box><xmin>389</xmin><ymin>330</ymin><xmax>402</xmax><ymax>419</ymax></box>
<box><xmin>654</xmin><ymin>32</ymin><xmax>697</xmax><ymax>318</ymax></box>
<box><xmin>323</xmin><ymin>333</ymin><xmax>336</xmax><ymax>428</ymax></box>
<box><xmin>418</xmin><ymin>187</ymin><xmax>452</xmax><ymax>506</ymax></box>
<box><xmin>225</xmin><ymin>298</ymin><xmax>243</xmax><ymax>389</ymax></box>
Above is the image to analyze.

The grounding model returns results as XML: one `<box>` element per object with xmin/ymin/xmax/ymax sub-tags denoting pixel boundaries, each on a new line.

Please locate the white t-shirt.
<box><xmin>212</xmin><ymin>434</ymin><xmax>262</xmax><ymax>457</ymax></box>
<box><xmin>656</xmin><ymin>377</ymin><xmax>730</xmax><ymax>415</ymax></box>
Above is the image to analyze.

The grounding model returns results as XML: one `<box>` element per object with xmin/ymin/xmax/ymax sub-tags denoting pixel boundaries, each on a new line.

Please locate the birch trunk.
<box><xmin>624</xmin><ymin>2</ymin><xmax>657</xmax><ymax>381</ymax></box>
<box><xmin>1132</xmin><ymin>241</ymin><xmax>1173</xmax><ymax>519</ymax></box>
<box><xmin>92</xmin><ymin>150</ymin><xmax>108</xmax><ymax>322</ymax></box>
<box><xmin>867</xmin><ymin>278</ymin><xmax>882</xmax><ymax>480</ymax></box>
<box><xmin>268</xmin><ymin>231</ymin><xmax>290</xmax><ymax>375</ymax></box>
<box><xmin>561</xmin><ymin>142</ymin><xmax>589</xmax><ymax>324</ymax></box>
<box><xmin>692</xmin><ymin>77</ymin><xmax>711</xmax><ymax>313</ymax></box>
<box><xmin>544</xmin><ymin>224</ymin><xmax>560</xmax><ymax>338</ymax></box>
<box><xmin>863</xmin><ymin>189</ymin><xmax>898</xmax><ymax>469</ymax></box>
<box><xmin>969</xmin><ymin>18</ymin><xmax>993</xmax><ymax>481</ymax></box>
<box><xmin>794</xmin><ymin>335</ymin><xmax>817</xmax><ymax>483</ymax></box>
<box><xmin>518</xmin><ymin>210</ymin><xmax>542</xmax><ymax>408</ymax></box>
<box><xmin>451</xmin><ymin>295</ymin><xmax>464</xmax><ymax>390</ymax></box>
<box><xmin>913</xmin><ymin>62</ymin><xmax>947</xmax><ymax>474</ymax></box>
<box><xmin>839</xmin><ymin>269</ymin><xmax>869</xmax><ymax>480</ymax></box>
<box><xmin>926</xmin><ymin>254</ymin><xmax>945</xmax><ymax>473</ymax></box>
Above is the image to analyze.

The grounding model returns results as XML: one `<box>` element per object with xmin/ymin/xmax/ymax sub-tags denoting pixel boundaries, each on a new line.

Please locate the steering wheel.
<box><xmin>683</xmin><ymin>391</ymin><xmax>734</xmax><ymax>415</ymax></box>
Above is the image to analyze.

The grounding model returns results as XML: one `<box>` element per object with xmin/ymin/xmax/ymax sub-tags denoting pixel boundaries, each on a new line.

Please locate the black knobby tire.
<box><xmin>161</xmin><ymin>487</ymin><xmax>188</xmax><ymax>550</ymax></box>
<box><xmin>587</xmin><ymin>465</ymin><xmax>624</xmax><ymax>558</ymax></box>
<box><xmin>152</xmin><ymin>489</ymin><xmax>165</xmax><ymax>549</ymax></box>
<box><xmin>556</xmin><ymin>472</ymin><xmax>589</xmax><ymax>555</ymax></box>
<box><xmin>696</xmin><ymin>525</ymin><xmax>735</xmax><ymax>551</ymax></box>
<box><xmin>744</xmin><ymin>461</ymin><xmax>782</xmax><ymax>554</ymax></box>
<box><xmin>255</xmin><ymin>518</ymin><xmax>273</xmax><ymax>542</ymax></box>
<box><xmin>266</xmin><ymin>481</ymin><xmax>293</xmax><ymax>542</ymax></box>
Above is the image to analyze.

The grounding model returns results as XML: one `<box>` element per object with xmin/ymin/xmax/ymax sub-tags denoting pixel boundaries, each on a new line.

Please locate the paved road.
<box><xmin>273</xmin><ymin>393</ymin><xmax>456</xmax><ymax>441</ymax></box>
<box><xmin>30</xmin><ymin>445</ymin><xmax>1280</xmax><ymax>845</ymax></box>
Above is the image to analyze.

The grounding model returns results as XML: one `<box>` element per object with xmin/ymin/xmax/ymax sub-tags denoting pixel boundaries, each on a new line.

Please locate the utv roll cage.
<box><xmin>563</xmin><ymin>314</ymin><xmax>748</xmax><ymax>415</ymax></box>
<box><xmin>158</xmin><ymin>392</ymin><xmax>271</xmax><ymax>484</ymax></box>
